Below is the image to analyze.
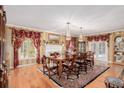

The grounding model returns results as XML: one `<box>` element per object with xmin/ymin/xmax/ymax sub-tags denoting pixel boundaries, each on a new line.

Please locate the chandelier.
<box><xmin>66</xmin><ymin>22</ymin><xmax>71</xmax><ymax>40</ymax></box>
<box><xmin>78</xmin><ymin>27</ymin><xmax>85</xmax><ymax>42</ymax></box>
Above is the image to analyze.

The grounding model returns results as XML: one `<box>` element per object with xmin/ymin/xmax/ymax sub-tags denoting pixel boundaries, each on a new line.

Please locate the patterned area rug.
<box><xmin>38</xmin><ymin>65</ymin><xmax>109</xmax><ymax>88</ymax></box>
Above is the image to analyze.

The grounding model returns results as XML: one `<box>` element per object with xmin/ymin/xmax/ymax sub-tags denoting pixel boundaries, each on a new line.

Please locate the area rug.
<box><xmin>38</xmin><ymin>65</ymin><xmax>109</xmax><ymax>88</ymax></box>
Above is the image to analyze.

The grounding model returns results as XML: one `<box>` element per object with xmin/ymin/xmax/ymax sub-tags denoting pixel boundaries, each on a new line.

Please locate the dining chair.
<box><xmin>85</xmin><ymin>51</ymin><xmax>94</xmax><ymax>70</ymax></box>
<box><xmin>62</xmin><ymin>55</ymin><xmax>79</xmax><ymax>79</ymax></box>
<box><xmin>76</xmin><ymin>53</ymin><xmax>88</xmax><ymax>74</ymax></box>
<box><xmin>41</xmin><ymin>55</ymin><xmax>58</xmax><ymax>78</ymax></box>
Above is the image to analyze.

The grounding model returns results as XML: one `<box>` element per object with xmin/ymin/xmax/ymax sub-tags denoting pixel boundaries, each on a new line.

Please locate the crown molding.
<box><xmin>6</xmin><ymin>24</ymin><xmax>61</xmax><ymax>35</ymax></box>
<box><xmin>85</xmin><ymin>29</ymin><xmax>124</xmax><ymax>36</ymax></box>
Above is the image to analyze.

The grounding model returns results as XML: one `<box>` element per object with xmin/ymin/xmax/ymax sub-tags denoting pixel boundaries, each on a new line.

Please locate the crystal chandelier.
<box><xmin>79</xmin><ymin>27</ymin><xmax>85</xmax><ymax>42</ymax></box>
<box><xmin>66</xmin><ymin>22</ymin><xmax>71</xmax><ymax>40</ymax></box>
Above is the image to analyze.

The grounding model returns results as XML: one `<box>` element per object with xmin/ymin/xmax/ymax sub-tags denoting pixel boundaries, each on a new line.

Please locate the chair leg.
<box><xmin>67</xmin><ymin>72</ymin><xmax>69</xmax><ymax>79</ymax></box>
<box><xmin>56</xmin><ymin>63</ymin><xmax>59</xmax><ymax>75</ymax></box>
<box><xmin>67</xmin><ymin>69</ymin><xmax>72</xmax><ymax>79</ymax></box>
<box><xmin>91</xmin><ymin>65</ymin><xmax>93</xmax><ymax>70</ymax></box>
<box><xmin>78</xmin><ymin>64</ymin><xmax>83</xmax><ymax>74</ymax></box>
<box><xmin>76</xmin><ymin>68</ymin><xmax>79</xmax><ymax>78</ymax></box>
<box><xmin>84</xmin><ymin>63</ymin><xmax>87</xmax><ymax>74</ymax></box>
<box><xmin>90</xmin><ymin>62</ymin><xmax>92</xmax><ymax>67</ymax></box>
<box><xmin>67</xmin><ymin>70</ymin><xmax>70</xmax><ymax>79</ymax></box>
<box><xmin>90</xmin><ymin>62</ymin><xmax>93</xmax><ymax>70</ymax></box>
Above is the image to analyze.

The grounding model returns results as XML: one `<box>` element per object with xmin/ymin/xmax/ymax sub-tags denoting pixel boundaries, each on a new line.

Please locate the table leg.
<box><xmin>58</xmin><ymin>61</ymin><xmax>62</xmax><ymax>79</ymax></box>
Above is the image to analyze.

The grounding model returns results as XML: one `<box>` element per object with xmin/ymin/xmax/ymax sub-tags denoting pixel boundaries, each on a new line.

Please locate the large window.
<box><xmin>89</xmin><ymin>41</ymin><xmax>108</xmax><ymax>61</ymax></box>
<box><xmin>91</xmin><ymin>43</ymin><xmax>96</xmax><ymax>53</ymax></box>
<box><xmin>99</xmin><ymin>42</ymin><xmax>105</xmax><ymax>57</ymax></box>
<box><xmin>19</xmin><ymin>39</ymin><xmax>36</xmax><ymax>60</ymax></box>
<box><xmin>45</xmin><ymin>44</ymin><xmax>63</xmax><ymax>56</ymax></box>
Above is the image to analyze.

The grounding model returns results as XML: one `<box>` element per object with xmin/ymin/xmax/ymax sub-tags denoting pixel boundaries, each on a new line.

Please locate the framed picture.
<box><xmin>48</xmin><ymin>33</ymin><xmax>60</xmax><ymax>44</ymax></box>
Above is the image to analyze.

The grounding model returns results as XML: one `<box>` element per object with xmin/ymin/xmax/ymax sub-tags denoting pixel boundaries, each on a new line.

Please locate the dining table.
<box><xmin>46</xmin><ymin>55</ymin><xmax>73</xmax><ymax>79</ymax></box>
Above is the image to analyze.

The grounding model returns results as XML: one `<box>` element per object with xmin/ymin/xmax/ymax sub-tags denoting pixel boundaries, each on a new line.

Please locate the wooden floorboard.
<box><xmin>8</xmin><ymin>63</ymin><xmax>124</xmax><ymax>88</ymax></box>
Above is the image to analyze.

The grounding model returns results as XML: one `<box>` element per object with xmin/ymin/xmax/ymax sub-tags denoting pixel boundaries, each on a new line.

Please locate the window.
<box><xmin>98</xmin><ymin>42</ymin><xmax>105</xmax><ymax>57</ymax></box>
<box><xmin>45</xmin><ymin>44</ymin><xmax>63</xmax><ymax>56</ymax></box>
<box><xmin>89</xmin><ymin>41</ymin><xmax>108</xmax><ymax>61</ymax></box>
<box><xmin>19</xmin><ymin>39</ymin><xmax>36</xmax><ymax>60</ymax></box>
<box><xmin>91</xmin><ymin>43</ymin><xmax>96</xmax><ymax>53</ymax></box>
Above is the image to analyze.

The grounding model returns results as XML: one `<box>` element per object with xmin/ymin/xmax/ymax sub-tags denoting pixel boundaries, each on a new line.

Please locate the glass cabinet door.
<box><xmin>114</xmin><ymin>36</ymin><xmax>124</xmax><ymax>65</ymax></box>
<box><xmin>78</xmin><ymin>42</ymin><xmax>86</xmax><ymax>53</ymax></box>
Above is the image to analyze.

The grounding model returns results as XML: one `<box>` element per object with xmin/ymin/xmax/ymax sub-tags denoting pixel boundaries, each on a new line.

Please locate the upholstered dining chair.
<box><xmin>104</xmin><ymin>69</ymin><xmax>124</xmax><ymax>88</ymax></box>
<box><xmin>41</xmin><ymin>55</ymin><xmax>58</xmax><ymax>78</ymax></box>
<box><xmin>62</xmin><ymin>55</ymin><xmax>79</xmax><ymax>79</ymax></box>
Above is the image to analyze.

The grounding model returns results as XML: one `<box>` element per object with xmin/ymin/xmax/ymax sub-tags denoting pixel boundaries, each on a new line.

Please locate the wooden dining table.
<box><xmin>47</xmin><ymin>55</ymin><xmax>73</xmax><ymax>79</ymax></box>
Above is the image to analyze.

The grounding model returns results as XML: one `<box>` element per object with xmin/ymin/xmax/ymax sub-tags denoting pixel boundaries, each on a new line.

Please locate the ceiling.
<box><xmin>4</xmin><ymin>5</ymin><xmax>124</xmax><ymax>36</ymax></box>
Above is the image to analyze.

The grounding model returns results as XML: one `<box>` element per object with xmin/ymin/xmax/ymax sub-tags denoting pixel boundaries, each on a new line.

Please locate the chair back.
<box><xmin>69</xmin><ymin>54</ymin><xmax>77</xmax><ymax>68</ymax></box>
<box><xmin>42</xmin><ymin>55</ymin><xmax>46</xmax><ymax>64</ymax></box>
<box><xmin>50</xmin><ymin>52</ymin><xmax>60</xmax><ymax>58</ymax></box>
<box><xmin>80</xmin><ymin>53</ymin><xmax>87</xmax><ymax>60</ymax></box>
<box><xmin>77</xmin><ymin>53</ymin><xmax>87</xmax><ymax>63</ymax></box>
<box><xmin>86</xmin><ymin>51</ymin><xmax>94</xmax><ymax>60</ymax></box>
<box><xmin>42</xmin><ymin>55</ymin><xmax>49</xmax><ymax>67</ymax></box>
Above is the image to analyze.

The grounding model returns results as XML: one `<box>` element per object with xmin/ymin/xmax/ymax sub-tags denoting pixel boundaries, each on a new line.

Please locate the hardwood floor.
<box><xmin>8</xmin><ymin>64</ymin><xmax>59</xmax><ymax>88</ymax></box>
<box><xmin>8</xmin><ymin>63</ymin><xmax>124</xmax><ymax>88</ymax></box>
<box><xmin>86</xmin><ymin>64</ymin><xmax>124</xmax><ymax>88</ymax></box>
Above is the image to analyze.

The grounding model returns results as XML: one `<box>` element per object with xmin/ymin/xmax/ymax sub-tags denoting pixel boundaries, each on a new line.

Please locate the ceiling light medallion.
<box><xmin>66</xmin><ymin>22</ymin><xmax>71</xmax><ymax>41</ymax></box>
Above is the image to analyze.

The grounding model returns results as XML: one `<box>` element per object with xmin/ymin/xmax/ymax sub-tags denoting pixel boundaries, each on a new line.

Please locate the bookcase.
<box><xmin>0</xmin><ymin>5</ymin><xmax>8</xmax><ymax>88</ymax></box>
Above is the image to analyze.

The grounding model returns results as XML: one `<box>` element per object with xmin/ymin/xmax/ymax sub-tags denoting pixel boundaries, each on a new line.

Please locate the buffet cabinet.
<box><xmin>0</xmin><ymin>5</ymin><xmax>8</xmax><ymax>88</ymax></box>
<box><xmin>78</xmin><ymin>42</ymin><xmax>86</xmax><ymax>53</ymax></box>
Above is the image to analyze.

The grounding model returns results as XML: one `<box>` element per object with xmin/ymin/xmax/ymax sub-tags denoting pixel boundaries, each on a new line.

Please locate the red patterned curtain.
<box><xmin>12</xmin><ymin>28</ymin><xmax>41</xmax><ymax>68</ymax></box>
<box><xmin>87</xmin><ymin>34</ymin><xmax>110</xmax><ymax>42</ymax></box>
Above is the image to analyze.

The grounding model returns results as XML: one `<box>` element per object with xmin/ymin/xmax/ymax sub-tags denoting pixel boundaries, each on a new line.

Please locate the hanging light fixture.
<box><xmin>79</xmin><ymin>27</ymin><xmax>85</xmax><ymax>42</ymax></box>
<box><xmin>66</xmin><ymin>22</ymin><xmax>71</xmax><ymax>40</ymax></box>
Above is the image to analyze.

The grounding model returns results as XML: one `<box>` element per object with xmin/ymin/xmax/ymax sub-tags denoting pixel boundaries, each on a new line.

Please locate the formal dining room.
<box><xmin>0</xmin><ymin>5</ymin><xmax>124</xmax><ymax>88</ymax></box>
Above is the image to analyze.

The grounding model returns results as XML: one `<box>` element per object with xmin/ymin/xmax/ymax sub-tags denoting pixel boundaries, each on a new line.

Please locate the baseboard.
<box><xmin>17</xmin><ymin>63</ymin><xmax>36</xmax><ymax>68</ymax></box>
<box><xmin>95</xmin><ymin>60</ymin><xmax>109</xmax><ymax>63</ymax></box>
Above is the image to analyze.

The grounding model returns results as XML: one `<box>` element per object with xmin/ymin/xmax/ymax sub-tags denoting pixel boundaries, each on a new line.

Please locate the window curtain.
<box><xmin>12</xmin><ymin>28</ymin><xmax>41</xmax><ymax>68</ymax></box>
<box><xmin>87</xmin><ymin>34</ymin><xmax>110</xmax><ymax>42</ymax></box>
